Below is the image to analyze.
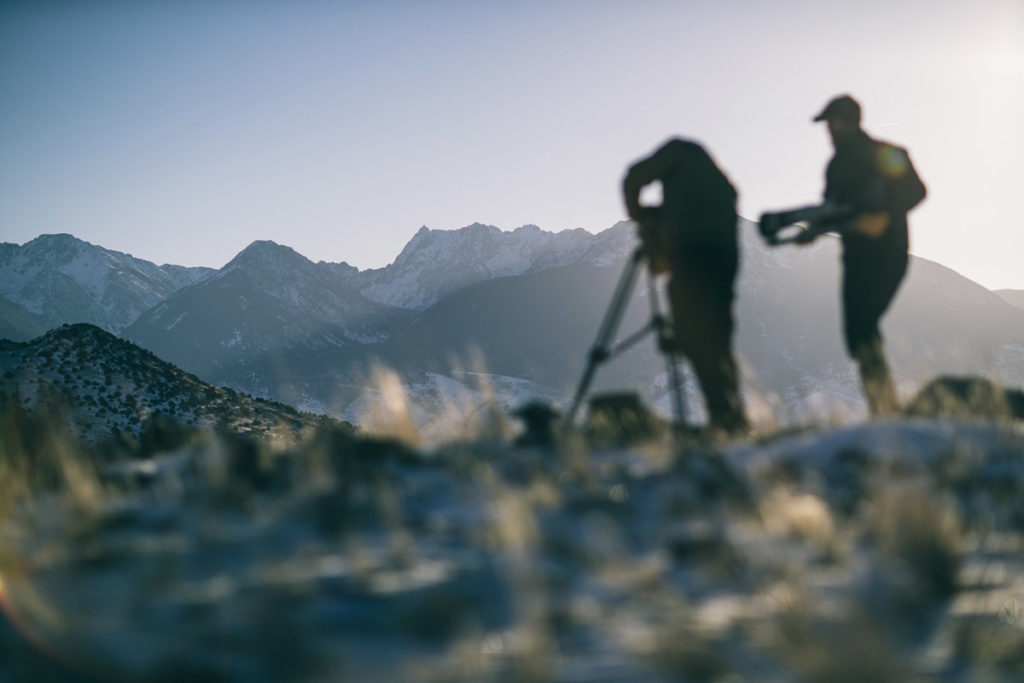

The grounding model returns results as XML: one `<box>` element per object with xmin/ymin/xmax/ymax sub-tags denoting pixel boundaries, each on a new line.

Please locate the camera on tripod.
<box><xmin>632</xmin><ymin>206</ymin><xmax>671</xmax><ymax>274</ymax></box>
<box><xmin>758</xmin><ymin>202</ymin><xmax>852</xmax><ymax>245</ymax></box>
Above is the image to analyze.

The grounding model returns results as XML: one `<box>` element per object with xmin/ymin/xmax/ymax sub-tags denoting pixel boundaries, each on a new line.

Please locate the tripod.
<box><xmin>565</xmin><ymin>246</ymin><xmax>687</xmax><ymax>429</ymax></box>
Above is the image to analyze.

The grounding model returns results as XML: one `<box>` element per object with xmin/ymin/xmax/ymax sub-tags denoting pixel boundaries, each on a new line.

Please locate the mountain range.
<box><xmin>3</xmin><ymin>224</ymin><xmax>1024</xmax><ymax>428</ymax></box>
<box><xmin>126</xmin><ymin>240</ymin><xmax>414</xmax><ymax>383</ymax></box>
<box><xmin>344</xmin><ymin>223</ymin><xmax>633</xmax><ymax>310</ymax></box>
<box><xmin>0</xmin><ymin>234</ymin><xmax>214</xmax><ymax>336</ymax></box>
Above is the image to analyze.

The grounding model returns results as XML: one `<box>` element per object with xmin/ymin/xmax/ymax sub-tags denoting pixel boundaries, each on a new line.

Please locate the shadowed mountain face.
<box><xmin>0</xmin><ymin>294</ymin><xmax>45</xmax><ymax>342</ymax></box>
<box><xmin>996</xmin><ymin>289</ymin><xmax>1024</xmax><ymax>313</ymax></box>
<box><xmin>351</xmin><ymin>225</ymin><xmax>1024</xmax><ymax>422</ymax></box>
<box><xmin>124</xmin><ymin>241</ymin><xmax>414</xmax><ymax>383</ymax></box>
<box><xmin>371</xmin><ymin>261</ymin><xmax>654</xmax><ymax>389</ymax></box>
<box><xmin>886</xmin><ymin>265</ymin><xmax>1024</xmax><ymax>386</ymax></box>
<box><xmin>733</xmin><ymin>228</ymin><xmax>1024</xmax><ymax>419</ymax></box>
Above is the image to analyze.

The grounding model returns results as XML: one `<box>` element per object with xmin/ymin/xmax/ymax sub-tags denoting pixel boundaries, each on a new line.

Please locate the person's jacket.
<box><xmin>824</xmin><ymin>129</ymin><xmax>926</xmax><ymax>257</ymax></box>
<box><xmin>623</xmin><ymin>138</ymin><xmax>738</xmax><ymax>256</ymax></box>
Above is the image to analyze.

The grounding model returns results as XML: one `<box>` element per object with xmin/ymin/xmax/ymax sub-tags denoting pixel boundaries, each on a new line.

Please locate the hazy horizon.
<box><xmin>2</xmin><ymin>1</ymin><xmax>1021</xmax><ymax>288</ymax></box>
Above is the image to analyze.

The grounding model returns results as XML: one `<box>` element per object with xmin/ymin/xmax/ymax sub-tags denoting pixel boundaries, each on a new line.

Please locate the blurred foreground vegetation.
<box><xmin>2</xmin><ymin>401</ymin><xmax>1024</xmax><ymax>682</ymax></box>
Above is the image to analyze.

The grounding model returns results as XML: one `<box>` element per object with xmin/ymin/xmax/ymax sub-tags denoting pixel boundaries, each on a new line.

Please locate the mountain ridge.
<box><xmin>995</xmin><ymin>289</ymin><xmax>1024</xmax><ymax>314</ymax></box>
<box><xmin>0</xmin><ymin>224</ymin><xmax>626</xmax><ymax>340</ymax></box>
<box><xmin>0</xmin><ymin>233</ymin><xmax>215</xmax><ymax>335</ymax></box>
<box><xmin>123</xmin><ymin>240</ymin><xmax>416</xmax><ymax>382</ymax></box>
<box><xmin>120</xmin><ymin>223</ymin><xmax>635</xmax><ymax>382</ymax></box>
<box><xmin>347</xmin><ymin>222</ymin><xmax>627</xmax><ymax>310</ymax></box>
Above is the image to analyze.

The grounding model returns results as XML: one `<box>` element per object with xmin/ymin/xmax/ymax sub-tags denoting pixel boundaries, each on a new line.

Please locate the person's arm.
<box><xmin>794</xmin><ymin>158</ymin><xmax>848</xmax><ymax>244</ymax></box>
<box><xmin>622</xmin><ymin>139</ymin><xmax>682</xmax><ymax>220</ymax></box>
<box><xmin>819</xmin><ymin>151</ymin><xmax>889</xmax><ymax>239</ymax></box>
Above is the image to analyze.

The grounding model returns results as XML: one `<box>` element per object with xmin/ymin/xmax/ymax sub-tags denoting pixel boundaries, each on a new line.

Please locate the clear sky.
<box><xmin>2</xmin><ymin>1</ymin><xmax>1022</xmax><ymax>289</ymax></box>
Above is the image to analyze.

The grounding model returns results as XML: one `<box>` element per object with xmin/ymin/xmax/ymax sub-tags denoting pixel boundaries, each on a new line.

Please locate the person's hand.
<box><xmin>758</xmin><ymin>213</ymin><xmax>782</xmax><ymax>237</ymax></box>
<box><xmin>794</xmin><ymin>226</ymin><xmax>819</xmax><ymax>245</ymax></box>
<box><xmin>854</xmin><ymin>211</ymin><xmax>889</xmax><ymax>238</ymax></box>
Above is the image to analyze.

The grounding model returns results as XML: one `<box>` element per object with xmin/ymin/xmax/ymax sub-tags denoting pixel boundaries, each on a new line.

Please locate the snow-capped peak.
<box><xmin>354</xmin><ymin>222</ymin><xmax>622</xmax><ymax>310</ymax></box>
<box><xmin>224</xmin><ymin>240</ymin><xmax>312</xmax><ymax>272</ymax></box>
<box><xmin>0</xmin><ymin>234</ymin><xmax>214</xmax><ymax>334</ymax></box>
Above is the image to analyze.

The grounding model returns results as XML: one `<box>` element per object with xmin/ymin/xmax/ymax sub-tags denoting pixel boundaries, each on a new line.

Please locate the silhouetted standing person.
<box><xmin>623</xmin><ymin>139</ymin><xmax>749</xmax><ymax>435</ymax></box>
<box><xmin>803</xmin><ymin>94</ymin><xmax>926</xmax><ymax>415</ymax></box>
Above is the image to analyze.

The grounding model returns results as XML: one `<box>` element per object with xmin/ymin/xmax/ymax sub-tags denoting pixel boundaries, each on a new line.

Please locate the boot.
<box><xmin>696</xmin><ymin>354</ymin><xmax>751</xmax><ymax>437</ymax></box>
<box><xmin>854</xmin><ymin>341</ymin><xmax>899</xmax><ymax>416</ymax></box>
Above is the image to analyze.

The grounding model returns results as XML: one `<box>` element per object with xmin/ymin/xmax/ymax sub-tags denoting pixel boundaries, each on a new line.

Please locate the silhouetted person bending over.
<box><xmin>623</xmin><ymin>139</ymin><xmax>749</xmax><ymax>435</ymax></box>
<box><xmin>802</xmin><ymin>94</ymin><xmax>926</xmax><ymax>415</ymax></box>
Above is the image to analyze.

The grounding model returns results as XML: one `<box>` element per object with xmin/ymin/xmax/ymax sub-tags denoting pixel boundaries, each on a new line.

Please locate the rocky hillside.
<box><xmin>0</xmin><ymin>323</ymin><xmax>340</xmax><ymax>448</ymax></box>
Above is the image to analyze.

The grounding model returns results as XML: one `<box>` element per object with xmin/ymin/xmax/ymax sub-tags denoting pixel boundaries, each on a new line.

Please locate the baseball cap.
<box><xmin>813</xmin><ymin>94</ymin><xmax>861</xmax><ymax>123</ymax></box>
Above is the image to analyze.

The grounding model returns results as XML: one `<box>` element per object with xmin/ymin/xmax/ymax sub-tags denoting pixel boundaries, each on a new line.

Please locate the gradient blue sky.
<box><xmin>2</xmin><ymin>1</ymin><xmax>1022</xmax><ymax>289</ymax></box>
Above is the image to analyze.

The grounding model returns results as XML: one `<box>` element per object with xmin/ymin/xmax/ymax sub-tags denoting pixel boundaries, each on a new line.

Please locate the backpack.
<box><xmin>875</xmin><ymin>142</ymin><xmax>926</xmax><ymax>214</ymax></box>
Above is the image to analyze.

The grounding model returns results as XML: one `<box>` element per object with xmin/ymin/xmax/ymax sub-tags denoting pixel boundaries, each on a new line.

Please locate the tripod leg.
<box><xmin>565</xmin><ymin>248</ymin><xmax>645</xmax><ymax>424</ymax></box>
<box><xmin>591</xmin><ymin>247</ymin><xmax>645</xmax><ymax>351</ymax></box>
<box><xmin>647</xmin><ymin>269</ymin><xmax>687</xmax><ymax>429</ymax></box>
<box><xmin>663</xmin><ymin>351</ymin><xmax>687</xmax><ymax>429</ymax></box>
